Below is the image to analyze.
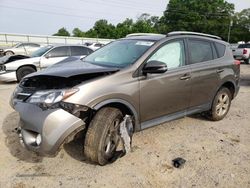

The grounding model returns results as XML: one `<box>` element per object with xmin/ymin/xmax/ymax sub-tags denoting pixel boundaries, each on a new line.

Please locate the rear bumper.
<box><xmin>0</xmin><ymin>71</ymin><xmax>17</xmax><ymax>82</ymax></box>
<box><xmin>15</xmin><ymin>102</ymin><xmax>85</xmax><ymax>156</ymax></box>
<box><xmin>234</xmin><ymin>55</ymin><xmax>249</xmax><ymax>60</ymax></box>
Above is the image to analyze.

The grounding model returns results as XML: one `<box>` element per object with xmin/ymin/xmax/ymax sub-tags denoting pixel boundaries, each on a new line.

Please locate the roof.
<box><xmin>124</xmin><ymin>34</ymin><xmax>165</xmax><ymax>41</ymax></box>
<box><xmin>125</xmin><ymin>31</ymin><xmax>222</xmax><ymax>42</ymax></box>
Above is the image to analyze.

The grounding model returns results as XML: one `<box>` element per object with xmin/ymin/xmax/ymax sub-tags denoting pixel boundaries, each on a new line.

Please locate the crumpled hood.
<box><xmin>27</xmin><ymin>58</ymin><xmax>120</xmax><ymax>78</ymax></box>
<box><xmin>0</xmin><ymin>55</ymin><xmax>29</xmax><ymax>65</ymax></box>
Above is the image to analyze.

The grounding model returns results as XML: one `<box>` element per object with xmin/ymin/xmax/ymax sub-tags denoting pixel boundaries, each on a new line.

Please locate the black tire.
<box><xmin>207</xmin><ymin>87</ymin><xmax>232</xmax><ymax>121</ymax></box>
<box><xmin>84</xmin><ymin>107</ymin><xmax>123</xmax><ymax>165</ymax></box>
<box><xmin>16</xmin><ymin>66</ymin><xmax>36</xmax><ymax>82</ymax></box>
<box><xmin>4</xmin><ymin>51</ymin><xmax>14</xmax><ymax>56</ymax></box>
<box><xmin>244</xmin><ymin>58</ymin><xmax>250</xmax><ymax>64</ymax></box>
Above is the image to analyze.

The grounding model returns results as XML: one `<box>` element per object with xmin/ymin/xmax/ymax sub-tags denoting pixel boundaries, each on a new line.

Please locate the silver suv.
<box><xmin>10</xmin><ymin>32</ymin><xmax>240</xmax><ymax>165</ymax></box>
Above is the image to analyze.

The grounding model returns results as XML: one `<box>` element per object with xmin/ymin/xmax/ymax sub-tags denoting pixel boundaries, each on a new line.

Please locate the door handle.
<box><xmin>216</xmin><ymin>69</ymin><xmax>224</xmax><ymax>73</ymax></box>
<box><xmin>180</xmin><ymin>73</ymin><xmax>191</xmax><ymax>80</ymax></box>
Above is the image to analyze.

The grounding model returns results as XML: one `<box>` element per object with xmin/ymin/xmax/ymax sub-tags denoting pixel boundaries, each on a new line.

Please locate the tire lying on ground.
<box><xmin>16</xmin><ymin>66</ymin><xmax>36</xmax><ymax>82</ymax></box>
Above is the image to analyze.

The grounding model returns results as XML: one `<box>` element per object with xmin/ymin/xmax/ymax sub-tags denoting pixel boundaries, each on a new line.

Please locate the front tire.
<box><xmin>4</xmin><ymin>51</ymin><xmax>14</xmax><ymax>56</ymax></box>
<box><xmin>84</xmin><ymin>107</ymin><xmax>123</xmax><ymax>165</ymax></box>
<box><xmin>16</xmin><ymin>66</ymin><xmax>36</xmax><ymax>82</ymax></box>
<box><xmin>208</xmin><ymin>87</ymin><xmax>232</xmax><ymax>121</ymax></box>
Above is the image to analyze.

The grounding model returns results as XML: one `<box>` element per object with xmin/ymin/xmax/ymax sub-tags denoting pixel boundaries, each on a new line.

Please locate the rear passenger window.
<box><xmin>214</xmin><ymin>43</ymin><xmax>226</xmax><ymax>58</ymax></box>
<box><xmin>71</xmin><ymin>46</ymin><xmax>90</xmax><ymax>56</ymax></box>
<box><xmin>188</xmin><ymin>40</ymin><xmax>213</xmax><ymax>64</ymax></box>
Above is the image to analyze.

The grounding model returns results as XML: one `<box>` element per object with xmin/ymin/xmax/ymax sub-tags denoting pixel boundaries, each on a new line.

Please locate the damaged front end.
<box><xmin>11</xmin><ymin>70</ymin><xmax>116</xmax><ymax>156</ymax></box>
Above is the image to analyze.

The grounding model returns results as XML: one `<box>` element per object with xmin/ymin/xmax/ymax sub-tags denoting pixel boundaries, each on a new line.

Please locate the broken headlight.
<box><xmin>26</xmin><ymin>88</ymin><xmax>79</xmax><ymax>108</ymax></box>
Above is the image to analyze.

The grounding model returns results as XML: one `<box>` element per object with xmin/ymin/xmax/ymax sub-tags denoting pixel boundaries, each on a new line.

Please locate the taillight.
<box><xmin>234</xmin><ymin>60</ymin><xmax>241</xmax><ymax>66</ymax></box>
<box><xmin>243</xmin><ymin>48</ymin><xmax>247</xmax><ymax>55</ymax></box>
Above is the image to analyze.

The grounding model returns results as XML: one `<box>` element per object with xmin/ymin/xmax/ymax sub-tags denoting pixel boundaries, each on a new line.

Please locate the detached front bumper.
<box><xmin>15</xmin><ymin>102</ymin><xmax>85</xmax><ymax>156</ymax></box>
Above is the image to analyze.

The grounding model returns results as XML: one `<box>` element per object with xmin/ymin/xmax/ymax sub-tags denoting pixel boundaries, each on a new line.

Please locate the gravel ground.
<box><xmin>0</xmin><ymin>65</ymin><xmax>249</xmax><ymax>188</ymax></box>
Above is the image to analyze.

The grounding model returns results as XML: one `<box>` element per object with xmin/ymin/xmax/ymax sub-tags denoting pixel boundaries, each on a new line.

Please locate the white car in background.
<box><xmin>1</xmin><ymin>42</ymin><xmax>41</xmax><ymax>56</ymax></box>
<box><xmin>0</xmin><ymin>45</ymin><xmax>93</xmax><ymax>82</ymax></box>
<box><xmin>84</xmin><ymin>42</ymin><xmax>105</xmax><ymax>50</ymax></box>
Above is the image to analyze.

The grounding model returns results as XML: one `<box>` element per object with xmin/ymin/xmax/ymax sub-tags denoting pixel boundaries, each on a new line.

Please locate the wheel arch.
<box><xmin>16</xmin><ymin>64</ymin><xmax>37</xmax><ymax>72</ymax></box>
<box><xmin>219</xmin><ymin>81</ymin><xmax>236</xmax><ymax>99</ymax></box>
<box><xmin>16</xmin><ymin>64</ymin><xmax>37</xmax><ymax>82</ymax></box>
<box><xmin>4</xmin><ymin>50</ymin><xmax>14</xmax><ymax>55</ymax></box>
<box><xmin>93</xmin><ymin>99</ymin><xmax>140</xmax><ymax>131</ymax></box>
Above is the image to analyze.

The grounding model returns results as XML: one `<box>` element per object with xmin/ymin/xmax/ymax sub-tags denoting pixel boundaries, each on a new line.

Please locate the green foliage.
<box><xmin>162</xmin><ymin>0</ymin><xmax>235</xmax><ymax>40</ymax></box>
<box><xmin>53</xmin><ymin>27</ymin><xmax>70</xmax><ymax>36</ymax></box>
<box><xmin>72</xmin><ymin>28</ymin><xmax>84</xmax><ymax>37</ymax></box>
<box><xmin>231</xmin><ymin>8</ymin><xmax>250</xmax><ymax>42</ymax></box>
<box><xmin>54</xmin><ymin>1</ymin><xmax>250</xmax><ymax>42</ymax></box>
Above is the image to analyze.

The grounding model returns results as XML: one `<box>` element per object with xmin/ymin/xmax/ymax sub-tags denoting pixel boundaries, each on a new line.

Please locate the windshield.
<box><xmin>13</xmin><ymin>43</ymin><xmax>21</xmax><ymax>48</ymax></box>
<box><xmin>84</xmin><ymin>40</ymin><xmax>154</xmax><ymax>68</ymax></box>
<box><xmin>31</xmin><ymin>46</ymin><xmax>53</xmax><ymax>57</ymax></box>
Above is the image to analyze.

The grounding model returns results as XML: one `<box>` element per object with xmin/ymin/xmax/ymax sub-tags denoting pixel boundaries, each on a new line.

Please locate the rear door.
<box><xmin>139</xmin><ymin>39</ymin><xmax>192</xmax><ymax>124</ymax></box>
<box><xmin>40</xmin><ymin>46</ymin><xmax>70</xmax><ymax>68</ymax></box>
<box><xmin>70</xmin><ymin>46</ymin><xmax>93</xmax><ymax>58</ymax></box>
<box><xmin>187</xmin><ymin>38</ymin><xmax>223</xmax><ymax>111</ymax></box>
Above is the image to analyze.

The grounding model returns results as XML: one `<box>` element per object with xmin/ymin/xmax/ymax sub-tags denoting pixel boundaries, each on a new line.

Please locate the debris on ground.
<box><xmin>109</xmin><ymin>115</ymin><xmax>134</xmax><ymax>163</ymax></box>
<box><xmin>172</xmin><ymin>157</ymin><xmax>186</xmax><ymax>168</ymax></box>
<box><xmin>119</xmin><ymin>115</ymin><xmax>133</xmax><ymax>154</ymax></box>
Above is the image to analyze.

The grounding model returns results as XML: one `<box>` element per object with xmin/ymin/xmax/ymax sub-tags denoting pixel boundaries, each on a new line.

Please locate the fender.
<box><xmin>93</xmin><ymin>98</ymin><xmax>140</xmax><ymax>131</ymax></box>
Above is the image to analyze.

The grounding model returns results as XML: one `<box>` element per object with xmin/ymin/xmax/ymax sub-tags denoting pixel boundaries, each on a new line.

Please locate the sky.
<box><xmin>0</xmin><ymin>0</ymin><xmax>249</xmax><ymax>35</ymax></box>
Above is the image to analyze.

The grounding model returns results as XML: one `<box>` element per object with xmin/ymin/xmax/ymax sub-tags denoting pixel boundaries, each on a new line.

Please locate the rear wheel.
<box><xmin>84</xmin><ymin>107</ymin><xmax>124</xmax><ymax>165</ymax></box>
<box><xmin>16</xmin><ymin>66</ymin><xmax>36</xmax><ymax>82</ymax></box>
<box><xmin>207</xmin><ymin>87</ymin><xmax>232</xmax><ymax>121</ymax></box>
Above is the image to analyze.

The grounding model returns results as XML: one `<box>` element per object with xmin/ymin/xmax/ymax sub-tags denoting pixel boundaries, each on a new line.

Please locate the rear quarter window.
<box><xmin>214</xmin><ymin>42</ymin><xmax>226</xmax><ymax>58</ymax></box>
<box><xmin>71</xmin><ymin>46</ymin><xmax>92</xmax><ymax>56</ymax></box>
<box><xmin>188</xmin><ymin>39</ymin><xmax>213</xmax><ymax>64</ymax></box>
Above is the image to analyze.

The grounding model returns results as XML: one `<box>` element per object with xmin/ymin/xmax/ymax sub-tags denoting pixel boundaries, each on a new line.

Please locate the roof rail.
<box><xmin>126</xmin><ymin>33</ymin><xmax>165</xmax><ymax>37</ymax></box>
<box><xmin>166</xmin><ymin>31</ymin><xmax>221</xmax><ymax>40</ymax></box>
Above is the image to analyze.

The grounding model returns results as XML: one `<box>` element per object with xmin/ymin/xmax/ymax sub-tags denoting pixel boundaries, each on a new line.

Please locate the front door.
<box><xmin>139</xmin><ymin>39</ymin><xmax>192</xmax><ymax>124</ymax></box>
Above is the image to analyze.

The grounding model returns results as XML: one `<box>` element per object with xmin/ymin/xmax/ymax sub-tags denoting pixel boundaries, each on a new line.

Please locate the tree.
<box><xmin>53</xmin><ymin>27</ymin><xmax>70</xmax><ymax>36</ymax></box>
<box><xmin>72</xmin><ymin>28</ymin><xmax>84</xmax><ymax>37</ymax></box>
<box><xmin>161</xmin><ymin>0</ymin><xmax>235</xmax><ymax>40</ymax></box>
<box><xmin>115</xmin><ymin>18</ymin><xmax>133</xmax><ymax>38</ymax></box>
<box><xmin>231</xmin><ymin>8</ymin><xmax>250</xmax><ymax>42</ymax></box>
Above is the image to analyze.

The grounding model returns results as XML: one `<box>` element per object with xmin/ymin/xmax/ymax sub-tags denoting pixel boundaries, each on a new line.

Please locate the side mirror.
<box><xmin>142</xmin><ymin>60</ymin><xmax>167</xmax><ymax>74</ymax></box>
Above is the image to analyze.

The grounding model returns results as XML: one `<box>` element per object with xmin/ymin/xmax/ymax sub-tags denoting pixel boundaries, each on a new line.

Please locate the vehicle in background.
<box><xmin>0</xmin><ymin>45</ymin><xmax>93</xmax><ymax>82</ymax></box>
<box><xmin>230</xmin><ymin>43</ymin><xmax>239</xmax><ymax>51</ymax></box>
<box><xmin>1</xmin><ymin>42</ymin><xmax>42</xmax><ymax>56</ymax></box>
<box><xmin>232</xmin><ymin>43</ymin><xmax>250</xmax><ymax>64</ymax></box>
<box><xmin>10</xmin><ymin>32</ymin><xmax>240</xmax><ymax>165</ymax></box>
<box><xmin>84</xmin><ymin>42</ymin><xmax>105</xmax><ymax>50</ymax></box>
<box><xmin>0</xmin><ymin>54</ymin><xmax>29</xmax><ymax>65</ymax></box>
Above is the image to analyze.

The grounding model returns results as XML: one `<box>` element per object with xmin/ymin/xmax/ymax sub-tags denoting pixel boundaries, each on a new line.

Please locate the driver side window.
<box><xmin>148</xmin><ymin>40</ymin><xmax>185</xmax><ymax>69</ymax></box>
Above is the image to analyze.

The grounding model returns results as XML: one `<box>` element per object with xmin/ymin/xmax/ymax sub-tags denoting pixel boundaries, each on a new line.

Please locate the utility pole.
<box><xmin>228</xmin><ymin>20</ymin><xmax>233</xmax><ymax>43</ymax></box>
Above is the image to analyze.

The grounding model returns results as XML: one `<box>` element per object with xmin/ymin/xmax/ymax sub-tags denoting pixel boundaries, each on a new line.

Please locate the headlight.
<box><xmin>26</xmin><ymin>88</ymin><xmax>79</xmax><ymax>108</ymax></box>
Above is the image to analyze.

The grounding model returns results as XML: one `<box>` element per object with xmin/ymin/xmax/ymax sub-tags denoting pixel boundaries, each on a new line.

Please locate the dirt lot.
<box><xmin>0</xmin><ymin>65</ymin><xmax>249</xmax><ymax>188</ymax></box>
